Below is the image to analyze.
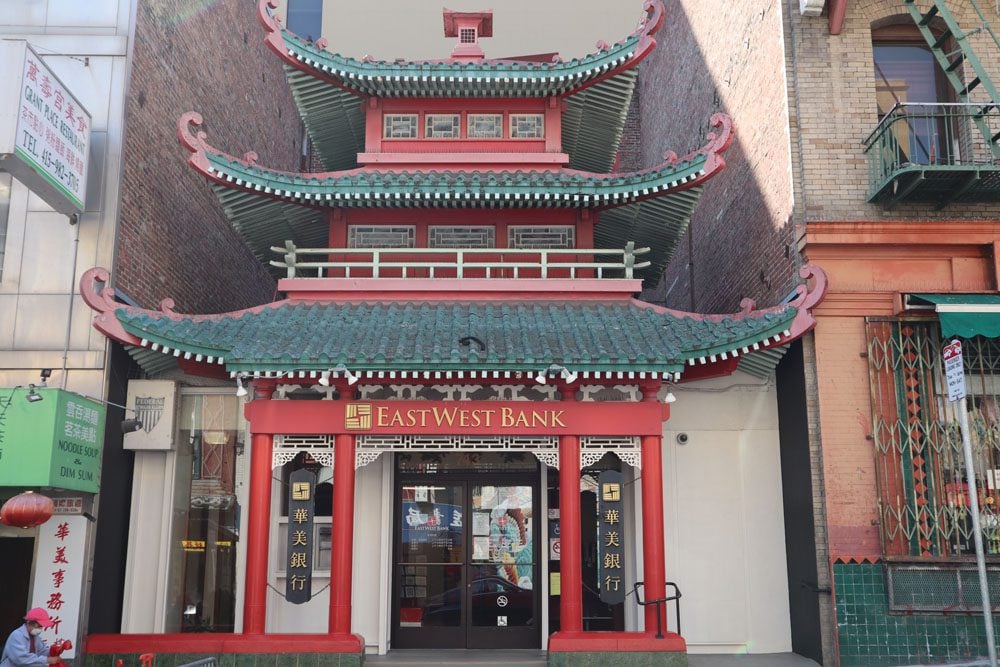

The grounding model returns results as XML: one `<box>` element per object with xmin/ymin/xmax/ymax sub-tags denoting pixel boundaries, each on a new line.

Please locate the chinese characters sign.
<box><xmin>597</xmin><ymin>470</ymin><xmax>625</xmax><ymax>605</ymax></box>
<box><xmin>0</xmin><ymin>388</ymin><xmax>105</xmax><ymax>493</ymax></box>
<box><xmin>30</xmin><ymin>515</ymin><xmax>87</xmax><ymax>658</ymax></box>
<box><xmin>0</xmin><ymin>41</ymin><xmax>90</xmax><ymax>214</ymax></box>
<box><xmin>286</xmin><ymin>469</ymin><xmax>316</xmax><ymax>604</ymax></box>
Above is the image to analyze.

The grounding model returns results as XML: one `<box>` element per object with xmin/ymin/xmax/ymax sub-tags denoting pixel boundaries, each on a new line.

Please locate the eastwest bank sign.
<box><xmin>247</xmin><ymin>400</ymin><xmax>669</xmax><ymax>436</ymax></box>
<box><xmin>0</xmin><ymin>41</ymin><xmax>90</xmax><ymax>215</ymax></box>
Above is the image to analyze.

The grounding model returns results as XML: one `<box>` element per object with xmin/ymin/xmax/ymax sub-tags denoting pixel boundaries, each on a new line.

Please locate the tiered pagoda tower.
<box><xmin>82</xmin><ymin>1</ymin><xmax>825</xmax><ymax>665</ymax></box>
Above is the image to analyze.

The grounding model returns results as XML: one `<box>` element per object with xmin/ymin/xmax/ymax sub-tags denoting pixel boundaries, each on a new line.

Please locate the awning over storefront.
<box><xmin>908</xmin><ymin>293</ymin><xmax>1000</xmax><ymax>338</ymax></box>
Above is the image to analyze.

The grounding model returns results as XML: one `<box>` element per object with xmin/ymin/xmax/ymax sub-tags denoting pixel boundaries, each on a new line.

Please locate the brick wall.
<box><xmin>789</xmin><ymin>0</ymin><xmax>1000</xmax><ymax>222</ymax></box>
<box><xmin>637</xmin><ymin>0</ymin><xmax>796</xmax><ymax>314</ymax></box>
<box><xmin>115</xmin><ymin>0</ymin><xmax>302</xmax><ymax>313</ymax></box>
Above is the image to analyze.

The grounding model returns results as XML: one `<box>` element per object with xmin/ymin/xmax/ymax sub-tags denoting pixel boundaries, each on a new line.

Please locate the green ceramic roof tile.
<box><xmin>114</xmin><ymin>300</ymin><xmax>797</xmax><ymax>374</ymax></box>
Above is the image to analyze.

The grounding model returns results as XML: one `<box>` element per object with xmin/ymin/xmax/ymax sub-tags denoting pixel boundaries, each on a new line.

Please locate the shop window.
<box><xmin>384</xmin><ymin>114</ymin><xmax>418</xmax><ymax>139</ymax></box>
<box><xmin>510</xmin><ymin>114</ymin><xmax>544</xmax><ymax>139</ymax></box>
<box><xmin>872</xmin><ymin>26</ymin><xmax>955</xmax><ymax>165</ymax></box>
<box><xmin>286</xmin><ymin>0</ymin><xmax>323</xmax><ymax>41</ymax></box>
<box><xmin>866</xmin><ymin>321</ymin><xmax>1000</xmax><ymax>561</ymax></box>
<box><xmin>0</xmin><ymin>173</ymin><xmax>10</xmax><ymax>280</ymax></box>
<box><xmin>425</xmin><ymin>114</ymin><xmax>461</xmax><ymax>139</ymax></box>
<box><xmin>468</xmin><ymin>114</ymin><xmax>503</xmax><ymax>139</ymax></box>
<box><xmin>166</xmin><ymin>393</ymin><xmax>245</xmax><ymax>633</ymax></box>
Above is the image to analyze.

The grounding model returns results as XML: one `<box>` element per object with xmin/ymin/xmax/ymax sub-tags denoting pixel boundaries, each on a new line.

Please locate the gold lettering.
<box><xmin>484</xmin><ymin>409</ymin><xmax>494</xmax><ymax>427</ymax></box>
<box><xmin>376</xmin><ymin>406</ymin><xmax>389</xmax><ymax>427</ymax></box>
<box><xmin>501</xmin><ymin>407</ymin><xmax>514</xmax><ymax>427</ymax></box>
<box><xmin>551</xmin><ymin>410</ymin><xmax>566</xmax><ymax>427</ymax></box>
<box><xmin>460</xmin><ymin>410</ymin><xmax>470</xmax><ymax>427</ymax></box>
<box><xmin>514</xmin><ymin>410</ymin><xmax>530</xmax><ymax>427</ymax></box>
<box><xmin>389</xmin><ymin>410</ymin><xmax>405</xmax><ymax>427</ymax></box>
<box><xmin>433</xmin><ymin>407</ymin><xmax>457</xmax><ymax>426</ymax></box>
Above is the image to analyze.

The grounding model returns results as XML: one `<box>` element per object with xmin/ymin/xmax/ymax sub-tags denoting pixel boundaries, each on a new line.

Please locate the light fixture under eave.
<box><xmin>121</xmin><ymin>418</ymin><xmax>143</xmax><ymax>433</ymax></box>
<box><xmin>534</xmin><ymin>364</ymin><xmax>577</xmax><ymax>385</ymax></box>
<box><xmin>25</xmin><ymin>384</ymin><xmax>43</xmax><ymax>403</ymax></box>
<box><xmin>318</xmin><ymin>370</ymin><xmax>331</xmax><ymax>387</ymax></box>
<box><xmin>664</xmin><ymin>392</ymin><xmax>676</xmax><ymax>404</ymax></box>
<box><xmin>332</xmin><ymin>364</ymin><xmax>359</xmax><ymax>386</ymax></box>
<box><xmin>235</xmin><ymin>374</ymin><xmax>248</xmax><ymax>398</ymax></box>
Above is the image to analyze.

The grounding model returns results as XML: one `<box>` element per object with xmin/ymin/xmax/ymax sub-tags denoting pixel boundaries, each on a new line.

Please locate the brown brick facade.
<box><xmin>115</xmin><ymin>0</ymin><xmax>302</xmax><ymax>313</ymax></box>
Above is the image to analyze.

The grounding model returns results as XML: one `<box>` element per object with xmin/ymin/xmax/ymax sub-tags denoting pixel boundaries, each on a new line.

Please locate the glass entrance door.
<box><xmin>392</xmin><ymin>472</ymin><xmax>540</xmax><ymax>649</ymax></box>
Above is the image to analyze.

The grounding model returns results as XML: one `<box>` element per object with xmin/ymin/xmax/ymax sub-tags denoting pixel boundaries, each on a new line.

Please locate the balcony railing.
<box><xmin>270</xmin><ymin>241</ymin><xmax>651</xmax><ymax>280</ymax></box>
<box><xmin>863</xmin><ymin>102</ymin><xmax>1000</xmax><ymax>208</ymax></box>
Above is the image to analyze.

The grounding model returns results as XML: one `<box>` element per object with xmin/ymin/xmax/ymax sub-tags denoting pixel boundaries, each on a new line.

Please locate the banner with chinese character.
<box><xmin>597</xmin><ymin>470</ymin><xmax>625</xmax><ymax>605</ymax></box>
<box><xmin>0</xmin><ymin>388</ymin><xmax>105</xmax><ymax>493</ymax></box>
<box><xmin>29</xmin><ymin>515</ymin><xmax>87</xmax><ymax>657</ymax></box>
<box><xmin>286</xmin><ymin>469</ymin><xmax>315</xmax><ymax>604</ymax></box>
<box><xmin>0</xmin><ymin>41</ymin><xmax>90</xmax><ymax>215</ymax></box>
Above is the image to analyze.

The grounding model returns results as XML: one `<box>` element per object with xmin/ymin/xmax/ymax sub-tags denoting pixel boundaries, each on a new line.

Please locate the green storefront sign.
<box><xmin>0</xmin><ymin>388</ymin><xmax>106</xmax><ymax>492</ymax></box>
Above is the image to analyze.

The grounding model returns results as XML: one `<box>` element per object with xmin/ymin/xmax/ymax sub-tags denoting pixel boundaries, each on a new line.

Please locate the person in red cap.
<box><xmin>0</xmin><ymin>608</ymin><xmax>60</xmax><ymax>667</ymax></box>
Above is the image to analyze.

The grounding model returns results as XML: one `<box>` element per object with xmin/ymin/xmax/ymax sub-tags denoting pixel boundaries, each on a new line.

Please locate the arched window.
<box><xmin>872</xmin><ymin>24</ymin><xmax>954</xmax><ymax>164</ymax></box>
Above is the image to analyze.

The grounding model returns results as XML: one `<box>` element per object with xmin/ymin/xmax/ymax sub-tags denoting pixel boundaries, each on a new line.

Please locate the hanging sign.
<box><xmin>285</xmin><ymin>469</ymin><xmax>316</xmax><ymax>604</ymax></box>
<box><xmin>597</xmin><ymin>470</ymin><xmax>625</xmax><ymax>605</ymax></box>
<box><xmin>0</xmin><ymin>41</ymin><xmax>90</xmax><ymax>214</ymax></box>
<box><xmin>30</xmin><ymin>515</ymin><xmax>87</xmax><ymax>658</ymax></box>
<box><xmin>943</xmin><ymin>339</ymin><xmax>966</xmax><ymax>402</ymax></box>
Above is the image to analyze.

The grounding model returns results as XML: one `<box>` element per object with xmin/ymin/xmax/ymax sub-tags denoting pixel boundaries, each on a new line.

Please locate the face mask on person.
<box><xmin>29</xmin><ymin>627</ymin><xmax>42</xmax><ymax>636</ymax></box>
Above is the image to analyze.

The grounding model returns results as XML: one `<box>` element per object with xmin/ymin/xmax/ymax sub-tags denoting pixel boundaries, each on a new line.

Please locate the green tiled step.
<box><xmin>547</xmin><ymin>652</ymin><xmax>687</xmax><ymax>667</ymax></box>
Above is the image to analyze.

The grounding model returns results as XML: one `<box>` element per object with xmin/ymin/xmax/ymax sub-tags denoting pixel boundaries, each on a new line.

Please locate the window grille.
<box><xmin>867</xmin><ymin>320</ymin><xmax>1000</xmax><ymax>559</ymax></box>
<box><xmin>510</xmin><ymin>114</ymin><xmax>544</xmax><ymax>139</ymax></box>
<box><xmin>508</xmin><ymin>225</ymin><xmax>575</xmax><ymax>249</ymax></box>
<box><xmin>384</xmin><ymin>114</ymin><xmax>418</xmax><ymax>139</ymax></box>
<box><xmin>468</xmin><ymin>114</ymin><xmax>503</xmax><ymax>139</ymax></box>
<box><xmin>428</xmin><ymin>226</ymin><xmax>495</xmax><ymax>249</ymax></box>
<box><xmin>424</xmin><ymin>114</ymin><xmax>460</xmax><ymax>139</ymax></box>
<box><xmin>348</xmin><ymin>225</ymin><xmax>415</xmax><ymax>249</ymax></box>
<box><xmin>460</xmin><ymin>28</ymin><xmax>477</xmax><ymax>44</ymax></box>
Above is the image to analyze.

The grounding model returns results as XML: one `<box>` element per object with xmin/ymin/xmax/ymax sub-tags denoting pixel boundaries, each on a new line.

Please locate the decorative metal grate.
<box><xmin>428</xmin><ymin>226</ymin><xmax>495</xmax><ymax>249</ymax></box>
<box><xmin>887</xmin><ymin>562</ymin><xmax>1000</xmax><ymax>612</ymax></box>
<box><xmin>867</xmin><ymin>320</ymin><xmax>1000</xmax><ymax>558</ymax></box>
<box><xmin>347</xmin><ymin>225</ymin><xmax>415</xmax><ymax>249</ymax></box>
<box><xmin>510</xmin><ymin>114</ymin><xmax>544</xmax><ymax>139</ymax></box>
<box><xmin>581</xmin><ymin>436</ymin><xmax>640</xmax><ymax>468</ymax></box>
<box><xmin>383</xmin><ymin>114</ymin><xmax>418</xmax><ymax>139</ymax></box>
<box><xmin>272</xmin><ymin>434</ymin><xmax>334</xmax><ymax>469</ymax></box>
<box><xmin>356</xmin><ymin>434</ymin><xmax>558</xmax><ymax>469</ymax></box>
<box><xmin>468</xmin><ymin>114</ymin><xmax>502</xmax><ymax>139</ymax></box>
<box><xmin>425</xmin><ymin>114</ymin><xmax>460</xmax><ymax>139</ymax></box>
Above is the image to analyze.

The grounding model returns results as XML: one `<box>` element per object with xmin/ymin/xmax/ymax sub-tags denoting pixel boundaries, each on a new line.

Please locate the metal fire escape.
<box><xmin>864</xmin><ymin>0</ymin><xmax>1000</xmax><ymax>206</ymax></box>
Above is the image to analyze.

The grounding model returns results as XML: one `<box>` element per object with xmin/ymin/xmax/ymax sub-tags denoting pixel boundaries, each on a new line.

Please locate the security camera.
<box><xmin>676</xmin><ymin>432</ymin><xmax>689</xmax><ymax>445</ymax></box>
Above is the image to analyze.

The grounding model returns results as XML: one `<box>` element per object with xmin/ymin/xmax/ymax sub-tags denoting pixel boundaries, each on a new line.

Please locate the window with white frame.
<box><xmin>425</xmin><ymin>114</ymin><xmax>461</xmax><ymax>139</ymax></box>
<box><xmin>384</xmin><ymin>114</ymin><xmax>419</xmax><ymax>139</ymax></box>
<box><xmin>468</xmin><ymin>114</ymin><xmax>503</xmax><ymax>139</ymax></box>
<box><xmin>510</xmin><ymin>114</ymin><xmax>544</xmax><ymax>139</ymax></box>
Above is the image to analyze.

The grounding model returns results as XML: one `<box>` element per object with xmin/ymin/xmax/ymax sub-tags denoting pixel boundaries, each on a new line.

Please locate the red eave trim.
<box><xmin>279</xmin><ymin>277</ymin><xmax>643</xmax><ymax>301</ymax></box>
<box><xmin>829</xmin><ymin>0</ymin><xmax>848</xmax><ymax>35</ymax></box>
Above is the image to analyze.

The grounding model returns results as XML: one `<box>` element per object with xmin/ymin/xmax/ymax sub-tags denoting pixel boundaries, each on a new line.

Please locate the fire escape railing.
<box><xmin>270</xmin><ymin>241</ymin><xmax>651</xmax><ymax>279</ymax></box>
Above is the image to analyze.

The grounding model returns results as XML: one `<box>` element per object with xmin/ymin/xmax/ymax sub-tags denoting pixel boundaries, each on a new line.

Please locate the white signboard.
<box><xmin>943</xmin><ymin>339</ymin><xmax>966</xmax><ymax>402</ymax></box>
<box><xmin>124</xmin><ymin>380</ymin><xmax>176</xmax><ymax>451</ymax></box>
<box><xmin>0</xmin><ymin>41</ymin><xmax>90</xmax><ymax>215</ymax></box>
<box><xmin>30</xmin><ymin>515</ymin><xmax>88</xmax><ymax>658</ymax></box>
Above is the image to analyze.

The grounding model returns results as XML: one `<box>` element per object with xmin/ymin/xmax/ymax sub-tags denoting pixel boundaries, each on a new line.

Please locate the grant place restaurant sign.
<box><xmin>0</xmin><ymin>41</ymin><xmax>90</xmax><ymax>215</ymax></box>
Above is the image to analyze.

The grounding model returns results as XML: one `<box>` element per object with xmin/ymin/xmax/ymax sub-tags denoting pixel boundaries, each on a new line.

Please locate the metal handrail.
<box><xmin>270</xmin><ymin>241</ymin><xmax>651</xmax><ymax>279</ymax></box>
<box><xmin>632</xmin><ymin>580</ymin><xmax>682</xmax><ymax>639</ymax></box>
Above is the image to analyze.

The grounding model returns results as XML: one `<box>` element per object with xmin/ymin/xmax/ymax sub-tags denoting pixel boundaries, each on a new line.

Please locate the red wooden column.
<box><xmin>243</xmin><ymin>383</ymin><xmax>275</xmax><ymax>635</ymax></box>
<box><xmin>329</xmin><ymin>432</ymin><xmax>357</xmax><ymax>635</ymax></box>
<box><xmin>639</xmin><ymin>382</ymin><xmax>667</xmax><ymax>634</ymax></box>
<box><xmin>558</xmin><ymin>385</ymin><xmax>583</xmax><ymax>633</ymax></box>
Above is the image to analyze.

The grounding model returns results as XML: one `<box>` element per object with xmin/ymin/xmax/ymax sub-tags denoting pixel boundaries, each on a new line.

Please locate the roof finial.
<box><xmin>443</xmin><ymin>8</ymin><xmax>493</xmax><ymax>62</ymax></box>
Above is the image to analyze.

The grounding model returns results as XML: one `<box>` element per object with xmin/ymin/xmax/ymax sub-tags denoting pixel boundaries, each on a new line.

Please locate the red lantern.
<box><xmin>0</xmin><ymin>491</ymin><xmax>55</xmax><ymax>528</ymax></box>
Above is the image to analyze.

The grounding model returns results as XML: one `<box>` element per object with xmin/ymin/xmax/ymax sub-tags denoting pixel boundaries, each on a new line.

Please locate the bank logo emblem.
<box><xmin>345</xmin><ymin>403</ymin><xmax>373</xmax><ymax>430</ymax></box>
<box><xmin>134</xmin><ymin>396</ymin><xmax>165</xmax><ymax>434</ymax></box>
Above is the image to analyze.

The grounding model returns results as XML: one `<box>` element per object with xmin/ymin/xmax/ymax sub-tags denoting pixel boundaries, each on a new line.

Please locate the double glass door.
<box><xmin>392</xmin><ymin>475</ymin><xmax>539</xmax><ymax>649</ymax></box>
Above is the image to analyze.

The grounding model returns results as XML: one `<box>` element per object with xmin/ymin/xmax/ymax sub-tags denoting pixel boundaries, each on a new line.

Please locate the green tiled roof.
<box><xmin>262</xmin><ymin>0</ymin><xmax>660</xmax><ymax>171</ymax></box>
<box><xmin>115</xmin><ymin>300</ymin><xmax>797</xmax><ymax>375</ymax></box>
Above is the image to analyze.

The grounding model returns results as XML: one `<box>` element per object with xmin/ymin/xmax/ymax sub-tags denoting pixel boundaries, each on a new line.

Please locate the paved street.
<box><xmin>364</xmin><ymin>650</ymin><xmax>822</xmax><ymax>666</ymax></box>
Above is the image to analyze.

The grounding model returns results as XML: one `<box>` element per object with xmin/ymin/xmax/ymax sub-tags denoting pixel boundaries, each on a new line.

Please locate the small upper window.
<box><xmin>286</xmin><ymin>0</ymin><xmax>323</xmax><ymax>41</ymax></box>
<box><xmin>510</xmin><ymin>114</ymin><xmax>544</xmax><ymax>139</ymax></box>
<box><xmin>468</xmin><ymin>114</ymin><xmax>503</xmax><ymax>139</ymax></box>
<box><xmin>460</xmin><ymin>28</ymin><xmax>477</xmax><ymax>44</ymax></box>
<box><xmin>384</xmin><ymin>114</ymin><xmax>418</xmax><ymax>139</ymax></box>
<box><xmin>425</xmin><ymin>114</ymin><xmax>461</xmax><ymax>139</ymax></box>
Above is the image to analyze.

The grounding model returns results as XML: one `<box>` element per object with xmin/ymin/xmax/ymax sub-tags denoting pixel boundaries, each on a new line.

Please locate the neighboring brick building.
<box><xmin>639</xmin><ymin>0</ymin><xmax>1000</xmax><ymax>665</ymax></box>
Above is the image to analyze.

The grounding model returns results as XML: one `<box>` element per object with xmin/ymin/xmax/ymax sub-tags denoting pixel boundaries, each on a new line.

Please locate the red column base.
<box><xmin>548</xmin><ymin>631</ymin><xmax>687</xmax><ymax>653</ymax></box>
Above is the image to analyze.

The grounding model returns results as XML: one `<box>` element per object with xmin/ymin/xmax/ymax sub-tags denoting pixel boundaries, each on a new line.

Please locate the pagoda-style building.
<box><xmin>82</xmin><ymin>1</ymin><xmax>825</xmax><ymax>665</ymax></box>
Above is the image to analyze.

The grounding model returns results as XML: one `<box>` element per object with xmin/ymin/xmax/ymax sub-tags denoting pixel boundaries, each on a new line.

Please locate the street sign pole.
<box><xmin>945</xmin><ymin>340</ymin><xmax>997</xmax><ymax>667</ymax></box>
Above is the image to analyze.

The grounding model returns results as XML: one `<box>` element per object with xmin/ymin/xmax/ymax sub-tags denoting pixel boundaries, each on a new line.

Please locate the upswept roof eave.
<box><xmin>258</xmin><ymin>0</ymin><xmax>665</xmax><ymax>99</ymax></box>
<box><xmin>178</xmin><ymin>111</ymin><xmax>733</xmax><ymax>211</ymax></box>
<box><xmin>80</xmin><ymin>264</ymin><xmax>827</xmax><ymax>379</ymax></box>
